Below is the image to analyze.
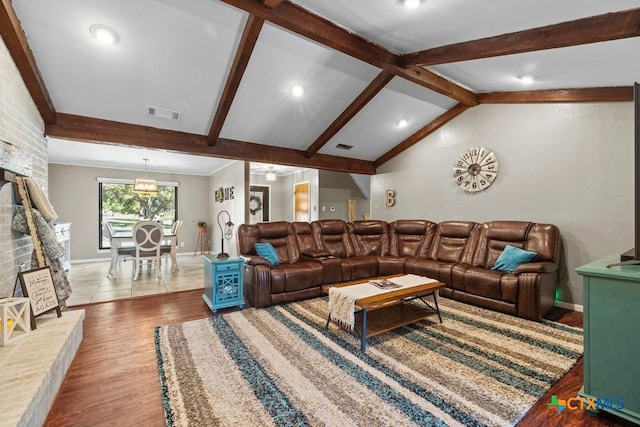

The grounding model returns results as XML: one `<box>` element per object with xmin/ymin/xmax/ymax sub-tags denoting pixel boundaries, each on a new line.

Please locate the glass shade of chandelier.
<box><xmin>265</xmin><ymin>166</ymin><xmax>277</xmax><ymax>181</ymax></box>
<box><xmin>133</xmin><ymin>158</ymin><xmax>158</xmax><ymax>196</ymax></box>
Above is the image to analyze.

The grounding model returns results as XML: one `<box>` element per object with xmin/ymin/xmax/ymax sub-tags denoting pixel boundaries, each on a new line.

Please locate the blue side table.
<box><xmin>202</xmin><ymin>255</ymin><xmax>244</xmax><ymax>313</ymax></box>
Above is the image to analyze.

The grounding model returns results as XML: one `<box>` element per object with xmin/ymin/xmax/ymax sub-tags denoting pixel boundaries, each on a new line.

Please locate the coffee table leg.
<box><xmin>361</xmin><ymin>308</ymin><xmax>367</xmax><ymax>352</ymax></box>
<box><xmin>433</xmin><ymin>293</ymin><xmax>442</xmax><ymax>323</ymax></box>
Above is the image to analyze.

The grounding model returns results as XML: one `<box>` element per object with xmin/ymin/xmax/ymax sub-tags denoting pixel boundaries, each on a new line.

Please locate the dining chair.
<box><xmin>132</xmin><ymin>220</ymin><xmax>164</xmax><ymax>280</ymax></box>
<box><xmin>103</xmin><ymin>220</ymin><xmax>134</xmax><ymax>265</ymax></box>
<box><xmin>161</xmin><ymin>219</ymin><xmax>184</xmax><ymax>270</ymax></box>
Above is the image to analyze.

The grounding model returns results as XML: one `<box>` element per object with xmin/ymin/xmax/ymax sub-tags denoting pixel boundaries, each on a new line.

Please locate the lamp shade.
<box><xmin>216</xmin><ymin>210</ymin><xmax>235</xmax><ymax>258</ymax></box>
<box><xmin>133</xmin><ymin>178</ymin><xmax>158</xmax><ymax>195</ymax></box>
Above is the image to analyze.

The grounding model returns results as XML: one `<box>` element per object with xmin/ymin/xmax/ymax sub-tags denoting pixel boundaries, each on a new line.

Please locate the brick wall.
<box><xmin>0</xmin><ymin>37</ymin><xmax>48</xmax><ymax>297</ymax></box>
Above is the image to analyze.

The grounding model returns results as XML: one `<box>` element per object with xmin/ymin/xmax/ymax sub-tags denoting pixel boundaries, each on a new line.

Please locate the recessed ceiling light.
<box><xmin>396</xmin><ymin>118</ymin><xmax>409</xmax><ymax>128</ymax></box>
<box><xmin>517</xmin><ymin>74</ymin><xmax>536</xmax><ymax>85</ymax></box>
<box><xmin>289</xmin><ymin>84</ymin><xmax>304</xmax><ymax>98</ymax></box>
<box><xmin>90</xmin><ymin>24</ymin><xmax>119</xmax><ymax>45</ymax></box>
<box><xmin>402</xmin><ymin>0</ymin><xmax>424</xmax><ymax>9</ymax></box>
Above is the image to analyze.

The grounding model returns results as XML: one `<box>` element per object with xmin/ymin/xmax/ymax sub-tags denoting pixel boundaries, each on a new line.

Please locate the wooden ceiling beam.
<box><xmin>208</xmin><ymin>15</ymin><xmax>264</xmax><ymax>145</ymax></box>
<box><xmin>305</xmin><ymin>70</ymin><xmax>394</xmax><ymax>158</ymax></box>
<box><xmin>47</xmin><ymin>113</ymin><xmax>376</xmax><ymax>174</ymax></box>
<box><xmin>261</xmin><ymin>0</ymin><xmax>285</xmax><ymax>8</ymax></box>
<box><xmin>478</xmin><ymin>87</ymin><xmax>633</xmax><ymax>104</ymax></box>
<box><xmin>220</xmin><ymin>0</ymin><xmax>477</xmax><ymax>106</ymax></box>
<box><xmin>0</xmin><ymin>0</ymin><xmax>56</xmax><ymax>123</ymax></box>
<box><xmin>401</xmin><ymin>7</ymin><xmax>640</xmax><ymax>67</ymax></box>
<box><xmin>374</xmin><ymin>104</ymin><xmax>469</xmax><ymax>167</ymax></box>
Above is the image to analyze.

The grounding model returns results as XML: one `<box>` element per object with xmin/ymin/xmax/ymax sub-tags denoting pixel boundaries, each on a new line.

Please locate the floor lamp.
<box><xmin>216</xmin><ymin>210</ymin><xmax>234</xmax><ymax>259</ymax></box>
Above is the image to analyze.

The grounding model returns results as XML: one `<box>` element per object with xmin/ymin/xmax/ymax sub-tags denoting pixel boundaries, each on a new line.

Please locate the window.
<box><xmin>98</xmin><ymin>178</ymin><xmax>178</xmax><ymax>250</ymax></box>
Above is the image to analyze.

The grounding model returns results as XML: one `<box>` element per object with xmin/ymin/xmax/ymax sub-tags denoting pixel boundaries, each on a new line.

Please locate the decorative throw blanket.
<box><xmin>328</xmin><ymin>274</ymin><xmax>438</xmax><ymax>330</ymax></box>
<box><xmin>12</xmin><ymin>205</ymin><xmax>72</xmax><ymax>304</ymax></box>
<box><xmin>12</xmin><ymin>205</ymin><xmax>64</xmax><ymax>260</ymax></box>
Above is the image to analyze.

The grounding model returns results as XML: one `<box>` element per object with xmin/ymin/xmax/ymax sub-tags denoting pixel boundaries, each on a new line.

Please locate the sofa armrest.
<box><xmin>513</xmin><ymin>261</ymin><xmax>558</xmax><ymax>275</ymax></box>
<box><xmin>243</xmin><ymin>263</ymin><xmax>272</xmax><ymax>308</ymax></box>
<box><xmin>244</xmin><ymin>255</ymin><xmax>273</xmax><ymax>267</ymax></box>
<box><xmin>517</xmin><ymin>271</ymin><xmax>557</xmax><ymax>320</ymax></box>
<box><xmin>301</xmin><ymin>249</ymin><xmax>332</xmax><ymax>258</ymax></box>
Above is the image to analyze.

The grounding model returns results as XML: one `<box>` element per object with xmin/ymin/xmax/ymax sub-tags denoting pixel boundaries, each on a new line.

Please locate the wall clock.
<box><xmin>453</xmin><ymin>146</ymin><xmax>499</xmax><ymax>193</ymax></box>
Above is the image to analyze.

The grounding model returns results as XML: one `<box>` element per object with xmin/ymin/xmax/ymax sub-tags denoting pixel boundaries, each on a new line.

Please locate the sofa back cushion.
<box><xmin>292</xmin><ymin>221</ymin><xmax>316</xmax><ymax>253</ymax></box>
<box><xmin>312</xmin><ymin>219</ymin><xmax>355</xmax><ymax>257</ymax></box>
<box><xmin>471</xmin><ymin>221</ymin><xmax>559</xmax><ymax>269</ymax></box>
<box><xmin>429</xmin><ymin>221</ymin><xmax>480</xmax><ymax>263</ymax></box>
<box><xmin>252</xmin><ymin>221</ymin><xmax>300</xmax><ymax>264</ymax></box>
<box><xmin>238</xmin><ymin>224</ymin><xmax>260</xmax><ymax>255</ymax></box>
<box><xmin>348</xmin><ymin>220</ymin><xmax>389</xmax><ymax>256</ymax></box>
<box><xmin>389</xmin><ymin>220</ymin><xmax>437</xmax><ymax>257</ymax></box>
<box><xmin>526</xmin><ymin>223</ymin><xmax>561</xmax><ymax>262</ymax></box>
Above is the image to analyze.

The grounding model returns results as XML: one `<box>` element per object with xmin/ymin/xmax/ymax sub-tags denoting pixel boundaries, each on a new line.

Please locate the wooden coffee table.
<box><xmin>323</xmin><ymin>275</ymin><xmax>445</xmax><ymax>352</ymax></box>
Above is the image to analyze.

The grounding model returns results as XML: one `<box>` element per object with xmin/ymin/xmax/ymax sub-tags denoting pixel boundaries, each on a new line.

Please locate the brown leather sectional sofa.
<box><xmin>237</xmin><ymin>219</ymin><xmax>561</xmax><ymax>321</ymax></box>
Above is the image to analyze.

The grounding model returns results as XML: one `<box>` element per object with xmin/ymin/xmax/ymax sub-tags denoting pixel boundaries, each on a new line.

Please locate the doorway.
<box><xmin>294</xmin><ymin>181</ymin><xmax>310</xmax><ymax>221</ymax></box>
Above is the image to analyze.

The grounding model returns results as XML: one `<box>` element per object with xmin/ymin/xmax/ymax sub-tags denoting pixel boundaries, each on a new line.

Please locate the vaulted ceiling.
<box><xmin>2</xmin><ymin>0</ymin><xmax>639</xmax><ymax>176</ymax></box>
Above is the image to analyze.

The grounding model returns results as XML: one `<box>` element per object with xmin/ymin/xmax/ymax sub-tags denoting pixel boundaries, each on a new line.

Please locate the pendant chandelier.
<box><xmin>133</xmin><ymin>158</ymin><xmax>158</xmax><ymax>195</ymax></box>
<box><xmin>265</xmin><ymin>166</ymin><xmax>277</xmax><ymax>181</ymax></box>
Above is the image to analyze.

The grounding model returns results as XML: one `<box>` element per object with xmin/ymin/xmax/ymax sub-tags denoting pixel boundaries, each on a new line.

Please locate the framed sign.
<box><xmin>18</xmin><ymin>266</ymin><xmax>61</xmax><ymax>329</ymax></box>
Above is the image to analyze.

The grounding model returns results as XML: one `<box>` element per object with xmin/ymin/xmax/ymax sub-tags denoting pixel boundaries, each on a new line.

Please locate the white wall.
<box><xmin>48</xmin><ymin>163</ymin><xmax>211</xmax><ymax>260</ymax></box>
<box><xmin>318</xmin><ymin>170</ymin><xmax>369</xmax><ymax>221</ymax></box>
<box><xmin>0</xmin><ymin>39</ymin><xmax>48</xmax><ymax>297</ymax></box>
<box><xmin>250</xmin><ymin>168</ymin><xmax>320</xmax><ymax>222</ymax></box>
<box><xmin>210</xmin><ymin>161</ymin><xmax>247</xmax><ymax>257</ymax></box>
<box><xmin>372</xmin><ymin>103</ymin><xmax>634</xmax><ymax>307</ymax></box>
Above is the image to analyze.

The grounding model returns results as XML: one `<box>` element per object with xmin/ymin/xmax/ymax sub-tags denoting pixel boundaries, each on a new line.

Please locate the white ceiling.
<box><xmin>9</xmin><ymin>0</ymin><xmax>640</xmax><ymax>175</ymax></box>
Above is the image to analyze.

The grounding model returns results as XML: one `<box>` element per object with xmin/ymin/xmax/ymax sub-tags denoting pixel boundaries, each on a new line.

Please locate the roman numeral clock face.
<box><xmin>452</xmin><ymin>147</ymin><xmax>499</xmax><ymax>193</ymax></box>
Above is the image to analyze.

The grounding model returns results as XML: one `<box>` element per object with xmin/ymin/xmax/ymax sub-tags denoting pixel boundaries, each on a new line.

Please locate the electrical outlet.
<box><xmin>180</xmin><ymin>242</ymin><xmax>184</xmax><ymax>247</ymax></box>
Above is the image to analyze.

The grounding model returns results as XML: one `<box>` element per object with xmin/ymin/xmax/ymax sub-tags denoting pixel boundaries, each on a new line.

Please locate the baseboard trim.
<box><xmin>554</xmin><ymin>300</ymin><xmax>583</xmax><ymax>313</ymax></box>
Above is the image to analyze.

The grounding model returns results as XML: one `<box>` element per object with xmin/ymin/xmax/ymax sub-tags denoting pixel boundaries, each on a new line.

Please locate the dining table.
<box><xmin>107</xmin><ymin>229</ymin><xmax>178</xmax><ymax>279</ymax></box>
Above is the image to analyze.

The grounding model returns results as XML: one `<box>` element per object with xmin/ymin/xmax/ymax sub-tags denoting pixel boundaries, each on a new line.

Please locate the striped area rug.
<box><xmin>155</xmin><ymin>297</ymin><xmax>583</xmax><ymax>427</ymax></box>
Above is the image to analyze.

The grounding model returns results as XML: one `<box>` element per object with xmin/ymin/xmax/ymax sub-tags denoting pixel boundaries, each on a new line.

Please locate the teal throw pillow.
<box><xmin>255</xmin><ymin>242</ymin><xmax>279</xmax><ymax>266</ymax></box>
<box><xmin>492</xmin><ymin>245</ymin><xmax>537</xmax><ymax>274</ymax></box>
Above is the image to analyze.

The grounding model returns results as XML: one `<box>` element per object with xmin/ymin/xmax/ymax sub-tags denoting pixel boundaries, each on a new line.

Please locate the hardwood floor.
<box><xmin>46</xmin><ymin>293</ymin><xmax>632</xmax><ymax>426</ymax></box>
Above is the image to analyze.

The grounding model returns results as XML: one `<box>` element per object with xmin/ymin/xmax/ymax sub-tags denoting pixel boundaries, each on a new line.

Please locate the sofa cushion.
<box><xmin>270</xmin><ymin>262</ymin><xmax>323</xmax><ymax>293</ymax></box>
<box><xmin>430</xmin><ymin>221</ymin><xmax>480</xmax><ymax>264</ymax></box>
<box><xmin>341</xmin><ymin>256</ymin><xmax>379</xmax><ymax>281</ymax></box>
<box><xmin>292</xmin><ymin>221</ymin><xmax>316</xmax><ymax>253</ymax></box>
<box><xmin>389</xmin><ymin>220</ymin><xmax>436</xmax><ymax>257</ymax></box>
<box><xmin>492</xmin><ymin>245</ymin><xmax>537</xmax><ymax>274</ymax></box>
<box><xmin>312</xmin><ymin>219</ymin><xmax>355</xmax><ymax>257</ymax></box>
<box><xmin>348</xmin><ymin>220</ymin><xmax>389</xmax><ymax>256</ymax></box>
<box><xmin>255</xmin><ymin>242</ymin><xmax>279</xmax><ymax>266</ymax></box>
<box><xmin>256</xmin><ymin>221</ymin><xmax>291</xmax><ymax>238</ymax></box>
<box><xmin>461</xmin><ymin>267</ymin><xmax>503</xmax><ymax>300</ymax></box>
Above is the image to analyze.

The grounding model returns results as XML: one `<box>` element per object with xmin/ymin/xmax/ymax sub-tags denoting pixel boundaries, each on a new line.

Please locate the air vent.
<box><xmin>335</xmin><ymin>143</ymin><xmax>353</xmax><ymax>150</ymax></box>
<box><xmin>147</xmin><ymin>106</ymin><xmax>181</xmax><ymax>121</ymax></box>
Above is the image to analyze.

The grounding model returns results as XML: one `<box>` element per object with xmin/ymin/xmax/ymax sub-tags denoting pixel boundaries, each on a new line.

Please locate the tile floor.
<box><xmin>65</xmin><ymin>254</ymin><xmax>206</xmax><ymax>307</ymax></box>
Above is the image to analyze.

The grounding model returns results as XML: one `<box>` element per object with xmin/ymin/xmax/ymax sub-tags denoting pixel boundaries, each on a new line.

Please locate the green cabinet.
<box><xmin>576</xmin><ymin>254</ymin><xmax>640</xmax><ymax>424</ymax></box>
<box><xmin>202</xmin><ymin>255</ymin><xmax>244</xmax><ymax>313</ymax></box>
